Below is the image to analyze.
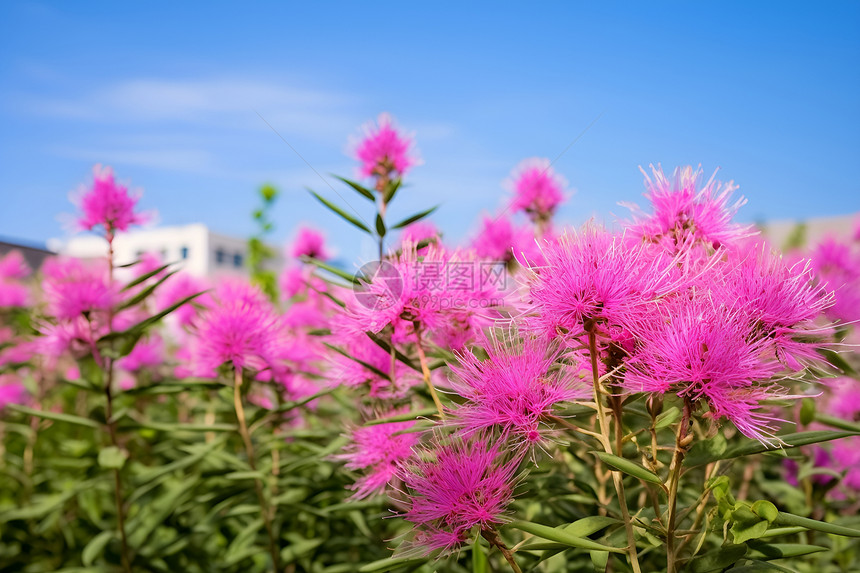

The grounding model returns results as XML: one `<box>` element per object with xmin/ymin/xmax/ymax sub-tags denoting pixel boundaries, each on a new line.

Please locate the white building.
<box><xmin>55</xmin><ymin>224</ymin><xmax>282</xmax><ymax>279</ymax></box>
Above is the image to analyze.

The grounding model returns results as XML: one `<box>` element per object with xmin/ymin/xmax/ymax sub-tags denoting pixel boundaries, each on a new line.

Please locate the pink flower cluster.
<box><xmin>354</xmin><ymin>113</ymin><xmax>419</xmax><ymax>180</ymax></box>
<box><xmin>75</xmin><ymin>165</ymin><xmax>148</xmax><ymax>238</ymax></box>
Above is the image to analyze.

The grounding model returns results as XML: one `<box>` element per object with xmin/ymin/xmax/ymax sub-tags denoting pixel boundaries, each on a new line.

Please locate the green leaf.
<box><xmin>98</xmin><ymin>446</ymin><xmax>128</xmax><ymax>469</ymax></box>
<box><xmin>391</xmin><ymin>205</ymin><xmax>438</xmax><ymax>229</ymax></box>
<box><xmin>308</xmin><ymin>189</ymin><xmax>371</xmax><ymax>233</ymax></box>
<box><xmin>375</xmin><ymin>213</ymin><xmax>386</xmax><ymax>237</ymax></box>
<box><xmin>799</xmin><ymin>398</ymin><xmax>816</xmax><ymax>425</ymax></box>
<box><xmin>751</xmin><ymin>501</ymin><xmax>779</xmax><ymax>523</ymax></box>
<box><xmin>507</xmin><ymin>520</ymin><xmax>625</xmax><ymax>554</ymax></box>
<box><xmin>383</xmin><ymin>178</ymin><xmax>402</xmax><ymax>203</ymax></box>
<box><xmin>654</xmin><ymin>406</ymin><xmax>681</xmax><ymax>429</ymax></box>
<box><xmin>814</xmin><ymin>413</ymin><xmax>860</xmax><ymax>432</ymax></box>
<box><xmin>472</xmin><ymin>536</ymin><xmax>487</xmax><ymax>573</ymax></box>
<box><xmin>364</xmin><ymin>408</ymin><xmax>438</xmax><ymax>425</ymax></box>
<box><xmin>688</xmin><ymin>544</ymin><xmax>748</xmax><ymax>573</ymax></box>
<box><xmin>301</xmin><ymin>256</ymin><xmax>359</xmax><ymax>284</ymax></box>
<box><xmin>8</xmin><ymin>404</ymin><xmax>101</xmax><ymax>429</ymax></box>
<box><xmin>745</xmin><ymin>541</ymin><xmax>828</xmax><ymax>560</ymax></box>
<box><xmin>774</xmin><ymin>511</ymin><xmax>860</xmax><ymax>537</ymax></box>
<box><xmin>358</xmin><ymin>556</ymin><xmax>428</xmax><ymax>572</ymax></box>
<box><xmin>121</xmin><ymin>263</ymin><xmax>172</xmax><ymax>291</ymax></box>
<box><xmin>592</xmin><ymin>451</ymin><xmax>663</xmax><ymax>485</ymax></box>
<box><xmin>282</xmin><ymin>538</ymin><xmax>325</xmax><ymax>564</ymax></box>
<box><xmin>116</xmin><ymin>269</ymin><xmax>178</xmax><ymax>312</ymax></box>
<box><xmin>334</xmin><ymin>175</ymin><xmax>376</xmax><ymax>202</ymax></box>
<box><xmin>685</xmin><ymin>430</ymin><xmax>859</xmax><ymax>467</ymax></box>
<box><xmin>82</xmin><ymin>531</ymin><xmax>113</xmax><ymax>566</ymax></box>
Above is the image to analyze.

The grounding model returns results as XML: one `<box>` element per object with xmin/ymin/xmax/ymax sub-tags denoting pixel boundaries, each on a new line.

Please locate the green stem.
<box><xmin>414</xmin><ymin>327</ymin><xmax>445</xmax><ymax>419</ymax></box>
<box><xmin>666</xmin><ymin>398</ymin><xmax>693</xmax><ymax>573</ymax></box>
<box><xmin>105</xmin><ymin>237</ymin><xmax>132</xmax><ymax>573</ymax></box>
<box><xmin>233</xmin><ymin>368</ymin><xmax>281</xmax><ymax>572</ymax></box>
<box><xmin>588</xmin><ymin>329</ymin><xmax>642</xmax><ymax>573</ymax></box>
<box><xmin>482</xmin><ymin>529</ymin><xmax>522</xmax><ymax>573</ymax></box>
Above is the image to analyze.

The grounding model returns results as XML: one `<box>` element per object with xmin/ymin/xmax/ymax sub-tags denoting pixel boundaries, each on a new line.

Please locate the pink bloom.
<box><xmin>0</xmin><ymin>251</ymin><xmax>30</xmax><ymax>280</ymax></box>
<box><xmin>345</xmin><ymin>243</ymin><xmax>501</xmax><ymax>344</ymax></box>
<box><xmin>624</xmin><ymin>297</ymin><xmax>791</xmax><ymax>443</ymax></box>
<box><xmin>449</xmin><ymin>335</ymin><xmax>586</xmax><ymax>447</ymax></box>
<box><xmin>41</xmin><ymin>257</ymin><xmax>118</xmax><ymax>321</ymax></box>
<box><xmin>624</xmin><ymin>165</ymin><xmax>754</xmax><ymax>252</ymax></box>
<box><xmin>401</xmin><ymin>221</ymin><xmax>440</xmax><ymax>253</ymax></box>
<box><xmin>713</xmin><ymin>243</ymin><xmax>833</xmax><ymax>370</ymax></box>
<box><xmin>507</xmin><ymin>158</ymin><xmax>566</xmax><ymax>222</ymax></box>
<box><xmin>331</xmin><ymin>330</ymin><xmax>420</xmax><ymax>398</ymax></box>
<box><xmin>810</xmin><ymin>236</ymin><xmax>860</xmax><ymax>325</ymax></box>
<box><xmin>337</xmin><ymin>410</ymin><xmax>420</xmax><ymax>499</ymax></box>
<box><xmin>155</xmin><ymin>272</ymin><xmax>209</xmax><ymax>329</ymax></box>
<box><xmin>191</xmin><ymin>280</ymin><xmax>279</xmax><ymax>376</ymax></box>
<box><xmin>118</xmin><ymin>334</ymin><xmax>164</xmax><ymax>372</ymax></box>
<box><xmin>0</xmin><ymin>374</ymin><xmax>26</xmax><ymax>410</ymax></box>
<box><xmin>400</xmin><ymin>438</ymin><xmax>521</xmax><ymax>554</ymax></box>
<box><xmin>354</xmin><ymin>113</ymin><xmax>418</xmax><ymax>178</ymax></box>
<box><xmin>75</xmin><ymin>165</ymin><xmax>148</xmax><ymax>237</ymax></box>
<box><xmin>291</xmin><ymin>227</ymin><xmax>329</xmax><ymax>261</ymax></box>
<box><xmin>525</xmin><ymin>225</ymin><xmax>678</xmax><ymax>339</ymax></box>
<box><xmin>0</xmin><ymin>251</ymin><xmax>31</xmax><ymax>308</ymax></box>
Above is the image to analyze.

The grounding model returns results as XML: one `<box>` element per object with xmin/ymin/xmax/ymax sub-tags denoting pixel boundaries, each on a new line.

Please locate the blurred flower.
<box><xmin>0</xmin><ymin>251</ymin><xmax>30</xmax><ymax>308</ymax></box>
<box><xmin>291</xmin><ymin>226</ymin><xmax>329</xmax><ymax>261</ymax></box>
<box><xmin>507</xmin><ymin>158</ymin><xmax>566</xmax><ymax>224</ymax></box>
<box><xmin>191</xmin><ymin>280</ymin><xmax>279</xmax><ymax>376</ymax></box>
<box><xmin>41</xmin><ymin>257</ymin><xmax>118</xmax><ymax>321</ymax></box>
<box><xmin>354</xmin><ymin>113</ymin><xmax>419</xmax><ymax>179</ymax></box>
<box><xmin>74</xmin><ymin>164</ymin><xmax>148</xmax><ymax>238</ymax></box>
<box><xmin>0</xmin><ymin>374</ymin><xmax>26</xmax><ymax>410</ymax></box>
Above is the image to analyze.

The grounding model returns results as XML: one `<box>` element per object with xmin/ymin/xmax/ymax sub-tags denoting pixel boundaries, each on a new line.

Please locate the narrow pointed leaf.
<box><xmin>685</xmin><ymin>430</ymin><xmax>860</xmax><ymax>467</ymax></box>
<box><xmin>745</xmin><ymin>542</ymin><xmax>828</xmax><ymax>560</ymax></box>
<box><xmin>391</xmin><ymin>205</ymin><xmax>438</xmax><ymax>229</ymax></box>
<box><xmin>592</xmin><ymin>452</ymin><xmax>663</xmax><ymax>485</ymax></box>
<box><xmin>333</xmin><ymin>175</ymin><xmax>376</xmax><ymax>201</ymax></box>
<box><xmin>301</xmin><ymin>256</ymin><xmax>359</xmax><ymax>284</ymax></box>
<box><xmin>507</xmin><ymin>520</ymin><xmax>626</xmax><ymax>554</ymax></box>
<box><xmin>774</xmin><ymin>511</ymin><xmax>860</xmax><ymax>537</ymax></box>
<box><xmin>308</xmin><ymin>189</ymin><xmax>371</xmax><ymax>233</ymax></box>
<box><xmin>364</xmin><ymin>408</ymin><xmax>438</xmax><ymax>426</ymax></box>
<box><xmin>121</xmin><ymin>263</ymin><xmax>172</xmax><ymax>291</ymax></box>
<box><xmin>8</xmin><ymin>404</ymin><xmax>101</xmax><ymax>429</ymax></box>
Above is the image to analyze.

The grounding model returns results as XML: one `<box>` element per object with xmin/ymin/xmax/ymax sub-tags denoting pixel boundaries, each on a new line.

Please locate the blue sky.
<box><xmin>1</xmin><ymin>1</ymin><xmax>859</xmax><ymax>263</ymax></box>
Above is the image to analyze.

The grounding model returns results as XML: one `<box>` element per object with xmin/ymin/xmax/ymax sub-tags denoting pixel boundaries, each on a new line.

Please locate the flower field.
<box><xmin>1</xmin><ymin>115</ymin><xmax>859</xmax><ymax>573</ymax></box>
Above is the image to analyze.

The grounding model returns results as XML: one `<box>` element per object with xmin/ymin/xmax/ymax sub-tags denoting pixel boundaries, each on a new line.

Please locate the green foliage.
<box><xmin>248</xmin><ymin>184</ymin><xmax>280</xmax><ymax>301</ymax></box>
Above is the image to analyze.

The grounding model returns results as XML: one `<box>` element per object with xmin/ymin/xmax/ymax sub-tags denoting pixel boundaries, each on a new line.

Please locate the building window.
<box><xmin>233</xmin><ymin>253</ymin><xmax>243</xmax><ymax>268</ymax></box>
<box><xmin>180</xmin><ymin>246</ymin><xmax>189</xmax><ymax>260</ymax></box>
<box><xmin>215</xmin><ymin>248</ymin><xmax>226</xmax><ymax>265</ymax></box>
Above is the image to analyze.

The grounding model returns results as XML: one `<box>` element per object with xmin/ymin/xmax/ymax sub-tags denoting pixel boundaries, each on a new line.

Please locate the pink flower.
<box><xmin>507</xmin><ymin>158</ymin><xmax>566</xmax><ymax>223</ymax></box>
<box><xmin>713</xmin><ymin>243</ymin><xmax>833</xmax><ymax>370</ymax></box>
<box><xmin>0</xmin><ymin>251</ymin><xmax>31</xmax><ymax>308</ymax></box>
<box><xmin>291</xmin><ymin>227</ymin><xmax>329</xmax><ymax>261</ymax></box>
<box><xmin>449</xmin><ymin>335</ymin><xmax>586</xmax><ymax>447</ymax></box>
<box><xmin>331</xmin><ymin>330</ymin><xmax>420</xmax><ymax>398</ymax></box>
<box><xmin>118</xmin><ymin>334</ymin><xmax>164</xmax><ymax>372</ymax></box>
<box><xmin>525</xmin><ymin>225</ymin><xmax>678</xmax><ymax>340</ymax></box>
<box><xmin>191</xmin><ymin>280</ymin><xmax>279</xmax><ymax>376</ymax></box>
<box><xmin>345</xmin><ymin>243</ymin><xmax>500</xmax><ymax>344</ymax></box>
<box><xmin>0</xmin><ymin>251</ymin><xmax>30</xmax><ymax>280</ymax></box>
<box><xmin>0</xmin><ymin>374</ymin><xmax>26</xmax><ymax>410</ymax></box>
<box><xmin>624</xmin><ymin>165</ymin><xmax>754</xmax><ymax>253</ymax></box>
<box><xmin>400</xmin><ymin>438</ymin><xmax>521</xmax><ymax>554</ymax></box>
<box><xmin>155</xmin><ymin>271</ymin><xmax>209</xmax><ymax>329</ymax></box>
<box><xmin>74</xmin><ymin>165</ymin><xmax>148</xmax><ymax>237</ymax></box>
<box><xmin>337</xmin><ymin>410</ymin><xmax>420</xmax><ymax>499</ymax></box>
<box><xmin>810</xmin><ymin>236</ymin><xmax>860</xmax><ymax>325</ymax></box>
<box><xmin>41</xmin><ymin>257</ymin><xmax>118</xmax><ymax>321</ymax></box>
<box><xmin>624</xmin><ymin>297</ymin><xmax>791</xmax><ymax>443</ymax></box>
<box><xmin>400</xmin><ymin>221</ymin><xmax>440</xmax><ymax>253</ymax></box>
<box><xmin>354</xmin><ymin>113</ymin><xmax>419</xmax><ymax>179</ymax></box>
